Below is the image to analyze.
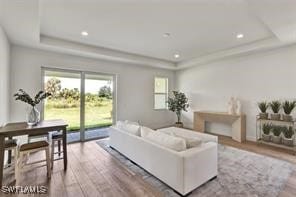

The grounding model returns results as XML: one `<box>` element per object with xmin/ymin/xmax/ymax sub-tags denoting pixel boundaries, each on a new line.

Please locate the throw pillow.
<box><xmin>170</xmin><ymin>132</ymin><xmax>202</xmax><ymax>148</ymax></box>
<box><xmin>140</xmin><ymin>126</ymin><xmax>155</xmax><ymax>137</ymax></box>
<box><xmin>145</xmin><ymin>131</ymin><xmax>186</xmax><ymax>151</ymax></box>
<box><xmin>121</xmin><ymin>123</ymin><xmax>140</xmax><ymax>136</ymax></box>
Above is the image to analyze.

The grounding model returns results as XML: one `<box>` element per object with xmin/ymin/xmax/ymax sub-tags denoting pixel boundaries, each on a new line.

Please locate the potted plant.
<box><xmin>262</xmin><ymin>123</ymin><xmax>272</xmax><ymax>142</ymax></box>
<box><xmin>271</xmin><ymin>125</ymin><xmax>282</xmax><ymax>144</ymax></box>
<box><xmin>282</xmin><ymin>126</ymin><xmax>294</xmax><ymax>146</ymax></box>
<box><xmin>269</xmin><ymin>101</ymin><xmax>281</xmax><ymax>120</ymax></box>
<box><xmin>14</xmin><ymin>89</ymin><xmax>51</xmax><ymax>126</ymax></box>
<box><xmin>167</xmin><ymin>91</ymin><xmax>189</xmax><ymax>128</ymax></box>
<box><xmin>282</xmin><ymin>101</ymin><xmax>296</xmax><ymax>122</ymax></box>
<box><xmin>258</xmin><ymin>101</ymin><xmax>269</xmax><ymax>119</ymax></box>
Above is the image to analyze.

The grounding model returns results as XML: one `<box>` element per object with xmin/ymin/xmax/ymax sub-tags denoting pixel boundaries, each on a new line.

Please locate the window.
<box><xmin>154</xmin><ymin>77</ymin><xmax>168</xmax><ymax>109</ymax></box>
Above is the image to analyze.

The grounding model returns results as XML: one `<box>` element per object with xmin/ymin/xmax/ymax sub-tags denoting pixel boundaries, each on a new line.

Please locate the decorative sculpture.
<box><xmin>236</xmin><ymin>99</ymin><xmax>242</xmax><ymax>115</ymax></box>
<box><xmin>228</xmin><ymin>97</ymin><xmax>241</xmax><ymax>115</ymax></box>
<box><xmin>228</xmin><ymin>97</ymin><xmax>236</xmax><ymax>115</ymax></box>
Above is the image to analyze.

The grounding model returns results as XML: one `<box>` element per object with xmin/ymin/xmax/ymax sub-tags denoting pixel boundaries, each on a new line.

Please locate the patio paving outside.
<box><xmin>67</xmin><ymin>127</ymin><xmax>110</xmax><ymax>143</ymax></box>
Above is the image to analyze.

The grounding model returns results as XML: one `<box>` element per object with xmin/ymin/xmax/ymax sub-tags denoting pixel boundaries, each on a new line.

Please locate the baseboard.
<box><xmin>246</xmin><ymin>136</ymin><xmax>257</xmax><ymax>142</ymax></box>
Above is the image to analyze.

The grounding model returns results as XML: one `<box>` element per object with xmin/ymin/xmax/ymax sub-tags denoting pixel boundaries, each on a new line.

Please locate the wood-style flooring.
<box><xmin>1</xmin><ymin>136</ymin><xmax>296</xmax><ymax>197</ymax></box>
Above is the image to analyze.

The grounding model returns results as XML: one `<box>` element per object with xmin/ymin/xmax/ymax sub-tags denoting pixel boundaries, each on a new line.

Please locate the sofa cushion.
<box><xmin>116</xmin><ymin>120</ymin><xmax>140</xmax><ymax>136</ymax></box>
<box><xmin>121</xmin><ymin>123</ymin><xmax>140</xmax><ymax>136</ymax></box>
<box><xmin>125</xmin><ymin>120</ymin><xmax>139</xmax><ymax>125</ymax></box>
<box><xmin>116</xmin><ymin>120</ymin><xmax>139</xmax><ymax>128</ymax></box>
<box><xmin>140</xmin><ymin>126</ymin><xmax>154</xmax><ymax>137</ymax></box>
<box><xmin>171</xmin><ymin>133</ymin><xmax>202</xmax><ymax>148</ymax></box>
<box><xmin>116</xmin><ymin>120</ymin><xmax>125</xmax><ymax>129</ymax></box>
<box><xmin>144</xmin><ymin>131</ymin><xmax>186</xmax><ymax>152</ymax></box>
<box><xmin>157</xmin><ymin>127</ymin><xmax>218</xmax><ymax>143</ymax></box>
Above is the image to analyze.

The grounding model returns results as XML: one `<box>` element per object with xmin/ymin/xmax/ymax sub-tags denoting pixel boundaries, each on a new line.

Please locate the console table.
<box><xmin>194</xmin><ymin>111</ymin><xmax>246</xmax><ymax>143</ymax></box>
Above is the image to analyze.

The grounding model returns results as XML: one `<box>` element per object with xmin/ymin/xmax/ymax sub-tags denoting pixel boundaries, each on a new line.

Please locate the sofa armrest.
<box><xmin>181</xmin><ymin>142</ymin><xmax>218</xmax><ymax>195</ymax></box>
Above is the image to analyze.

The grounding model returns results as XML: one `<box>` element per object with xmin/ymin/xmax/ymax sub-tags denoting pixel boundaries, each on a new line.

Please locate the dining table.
<box><xmin>0</xmin><ymin>119</ymin><xmax>68</xmax><ymax>186</ymax></box>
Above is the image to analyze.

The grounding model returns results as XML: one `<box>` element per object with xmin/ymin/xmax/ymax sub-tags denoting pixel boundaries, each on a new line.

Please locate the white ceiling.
<box><xmin>1</xmin><ymin>0</ymin><xmax>296</xmax><ymax>69</ymax></box>
<box><xmin>40</xmin><ymin>0</ymin><xmax>272</xmax><ymax>62</ymax></box>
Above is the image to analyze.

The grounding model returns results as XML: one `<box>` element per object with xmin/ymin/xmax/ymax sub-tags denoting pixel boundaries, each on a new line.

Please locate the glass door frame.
<box><xmin>41</xmin><ymin>67</ymin><xmax>117</xmax><ymax>142</ymax></box>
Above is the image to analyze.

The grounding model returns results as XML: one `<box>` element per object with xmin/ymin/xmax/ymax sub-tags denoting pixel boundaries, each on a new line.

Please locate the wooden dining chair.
<box><xmin>3</xmin><ymin>139</ymin><xmax>18</xmax><ymax>182</ymax></box>
<box><xmin>16</xmin><ymin>141</ymin><xmax>51</xmax><ymax>184</ymax></box>
<box><xmin>51</xmin><ymin>132</ymin><xmax>64</xmax><ymax>169</ymax></box>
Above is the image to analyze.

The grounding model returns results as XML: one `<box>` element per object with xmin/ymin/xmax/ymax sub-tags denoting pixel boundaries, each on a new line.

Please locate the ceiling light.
<box><xmin>81</xmin><ymin>31</ymin><xmax>88</xmax><ymax>36</ymax></box>
<box><xmin>236</xmin><ymin>33</ymin><xmax>244</xmax><ymax>39</ymax></box>
<box><xmin>163</xmin><ymin>33</ymin><xmax>170</xmax><ymax>38</ymax></box>
<box><xmin>174</xmin><ymin>54</ymin><xmax>180</xmax><ymax>59</ymax></box>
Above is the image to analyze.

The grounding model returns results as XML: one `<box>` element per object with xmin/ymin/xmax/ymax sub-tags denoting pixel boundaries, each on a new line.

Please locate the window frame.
<box><xmin>153</xmin><ymin>76</ymin><xmax>169</xmax><ymax>110</ymax></box>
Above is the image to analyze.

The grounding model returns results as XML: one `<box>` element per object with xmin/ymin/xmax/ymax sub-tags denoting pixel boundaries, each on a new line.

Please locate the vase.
<box><xmin>27</xmin><ymin>106</ymin><xmax>40</xmax><ymax>126</ymax></box>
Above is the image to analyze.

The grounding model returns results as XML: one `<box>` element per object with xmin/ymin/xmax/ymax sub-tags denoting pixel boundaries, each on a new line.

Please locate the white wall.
<box><xmin>176</xmin><ymin>45</ymin><xmax>296</xmax><ymax>141</ymax></box>
<box><xmin>0</xmin><ymin>25</ymin><xmax>10</xmax><ymax>126</ymax></box>
<box><xmin>10</xmin><ymin>45</ymin><xmax>175</xmax><ymax>129</ymax></box>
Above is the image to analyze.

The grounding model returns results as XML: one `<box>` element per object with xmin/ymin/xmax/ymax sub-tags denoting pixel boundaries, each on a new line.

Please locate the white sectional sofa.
<box><xmin>109</xmin><ymin>124</ymin><xmax>218</xmax><ymax>196</ymax></box>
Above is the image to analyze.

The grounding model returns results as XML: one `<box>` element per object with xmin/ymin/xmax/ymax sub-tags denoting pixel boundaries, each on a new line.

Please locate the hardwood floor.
<box><xmin>2</xmin><ymin>140</ymin><xmax>163</xmax><ymax>197</ymax></box>
<box><xmin>1</xmin><ymin>137</ymin><xmax>296</xmax><ymax>197</ymax></box>
<box><xmin>218</xmin><ymin>134</ymin><xmax>296</xmax><ymax>164</ymax></box>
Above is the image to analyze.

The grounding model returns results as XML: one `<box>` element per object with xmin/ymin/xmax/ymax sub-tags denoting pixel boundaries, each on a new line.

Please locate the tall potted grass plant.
<box><xmin>271</xmin><ymin>125</ymin><xmax>282</xmax><ymax>144</ymax></box>
<box><xmin>270</xmin><ymin>101</ymin><xmax>281</xmax><ymax>120</ymax></box>
<box><xmin>258</xmin><ymin>102</ymin><xmax>269</xmax><ymax>119</ymax></box>
<box><xmin>282</xmin><ymin>101</ymin><xmax>296</xmax><ymax>122</ymax></box>
<box><xmin>262</xmin><ymin>123</ymin><xmax>272</xmax><ymax>142</ymax></box>
<box><xmin>282</xmin><ymin>126</ymin><xmax>294</xmax><ymax>146</ymax></box>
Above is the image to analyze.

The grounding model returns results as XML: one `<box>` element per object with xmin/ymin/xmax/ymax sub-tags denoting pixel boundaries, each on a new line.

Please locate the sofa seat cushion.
<box><xmin>144</xmin><ymin>131</ymin><xmax>186</xmax><ymax>152</ymax></box>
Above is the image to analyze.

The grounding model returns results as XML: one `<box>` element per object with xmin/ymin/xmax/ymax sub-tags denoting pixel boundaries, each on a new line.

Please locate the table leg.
<box><xmin>7</xmin><ymin>137</ymin><xmax>12</xmax><ymax>164</ymax></box>
<box><xmin>0</xmin><ymin>135</ymin><xmax>5</xmax><ymax>186</ymax></box>
<box><xmin>62</xmin><ymin>128</ymin><xmax>67</xmax><ymax>170</ymax></box>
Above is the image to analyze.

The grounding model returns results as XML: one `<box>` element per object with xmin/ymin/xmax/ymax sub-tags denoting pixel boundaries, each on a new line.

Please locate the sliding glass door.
<box><xmin>42</xmin><ymin>68</ymin><xmax>116</xmax><ymax>142</ymax></box>
<box><xmin>84</xmin><ymin>74</ymin><xmax>113</xmax><ymax>140</ymax></box>
<box><xmin>44</xmin><ymin>70</ymin><xmax>81</xmax><ymax>142</ymax></box>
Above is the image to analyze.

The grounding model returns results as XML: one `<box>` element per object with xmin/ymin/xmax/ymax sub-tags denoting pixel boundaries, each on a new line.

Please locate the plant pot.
<box><xmin>270</xmin><ymin>113</ymin><xmax>280</xmax><ymax>121</ymax></box>
<box><xmin>175</xmin><ymin>122</ymin><xmax>183</xmax><ymax>128</ymax></box>
<box><xmin>259</xmin><ymin>113</ymin><xmax>268</xmax><ymax>119</ymax></box>
<box><xmin>282</xmin><ymin>114</ymin><xmax>293</xmax><ymax>122</ymax></box>
<box><xmin>262</xmin><ymin>133</ymin><xmax>271</xmax><ymax>142</ymax></box>
<box><xmin>282</xmin><ymin>137</ymin><xmax>294</xmax><ymax>147</ymax></box>
<box><xmin>271</xmin><ymin>135</ymin><xmax>281</xmax><ymax>144</ymax></box>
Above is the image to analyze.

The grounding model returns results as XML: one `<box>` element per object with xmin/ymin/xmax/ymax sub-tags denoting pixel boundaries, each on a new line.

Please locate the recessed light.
<box><xmin>236</xmin><ymin>33</ymin><xmax>244</xmax><ymax>39</ymax></box>
<box><xmin>174</xmin><ymin>54</ymin><xmax>180</xmax><ymax>59</ymax></box>
<box><xmin>81</xmin><ymin>31</ymin><xmax>88</xmax><ymax>36</ymax></box>
<box><xmin>163</xmin><ymin>33</ymin><xmax>170</xmax><ymax>38</ymax></box>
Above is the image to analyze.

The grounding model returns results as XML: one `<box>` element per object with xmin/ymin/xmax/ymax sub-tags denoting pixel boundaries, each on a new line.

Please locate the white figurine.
<box><xmin>236</xmin><ymin>99</ymin><xmax>241</xmax><ymax>115</ymax></box>
<box><xmin>228</xmin><ymin>97</ymin><xmax>236</xmax><ymax>115</ymax></box>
